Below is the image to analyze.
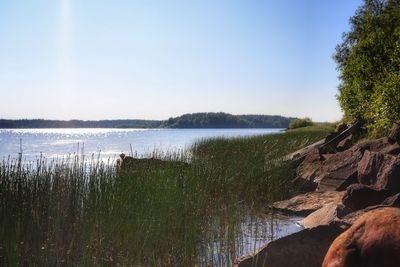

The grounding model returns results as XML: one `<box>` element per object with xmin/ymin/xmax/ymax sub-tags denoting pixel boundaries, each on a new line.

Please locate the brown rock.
<box><xmin>323</xmin><ymin>207</ymin><xmax>400</xmax><ymax>267</ymax></box>
<box><xmin>375</xmin><ymin>155</ymin><xmax>400</xmax><ymax>192</ymax></box>
<box><xmin>295</xmin><ymin>137</ymin><xmax>396</xmax><ymax>193</ymax></box>
<box><xmin>381</xmin><ymin>142</ymin><xmax>400</xmax><ymax>155</ymax></box>
<box><xmin>235</xmin><ymin>223</ymin><xmax>345</xmax><ymax>267</ymax></box>
<box><xmin>336</xmin><ymin>135</ymin><xmax>353</xmax><ymax>152</ymax></box>
<box><xmin>317</xmin><ymin>147</ymin><xmax>363</xmax><ymax>191</ymax></box>
<box><xmin>273</xmin><ymin>191</ymin><xmax>345</xmax><ymax>216</ymax></box>
<box><xmin>342</xmin><ymin>184</ymin><xmax>392</xmax><ymax>211</ymax></box>
<box><xmin>357</xmin><ymin>151</ymin><xmax>385</xmax><ymax>185</ymax></box>
<box><xmin>339</xmin><ymin>194</ymin><xmax>400</xmax><ymax>226</ymax></box>
<box><xmin>299</xmin><ymin>203</ymin><xmax>351</xmax><ymax>229</ymax></box>
<box><xmin>318</xmin><ymin>138</ymin><xmax>397</xmax><ymax>191</ymax></box>
<box><xmin>286</xmin><ymin>139</ymin><xmax>325</xmax><ymax>162</ymax></box>
<box><xmin>357</xmin><ymin>150</ymin><xmax>400</xmax><ymax>192</ymax></box>
<box><xmin>357</xmin><ymin>137</ymin><xmax>394</xmax><ymax>153</ymax></box>
<box><xmin>388</xmin><ymin>123</ymin><xmax>400</xmax><ymax>145</ymax></box>
<box><xmin>293</xmin><ymin>148</ymin><xmax>324</xmax><ymax>191</ymax></box>
<box><xmin>295</xmin><ymin>147</ymin><xmax>362</xmax><ymax>192</ymax></box>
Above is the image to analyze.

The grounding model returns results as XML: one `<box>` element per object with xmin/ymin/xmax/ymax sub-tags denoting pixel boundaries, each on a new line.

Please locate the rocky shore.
<box><xmin>234</xmin><ymin>122</ymin><xmax>400</xmax><ymax>267</ymax></box>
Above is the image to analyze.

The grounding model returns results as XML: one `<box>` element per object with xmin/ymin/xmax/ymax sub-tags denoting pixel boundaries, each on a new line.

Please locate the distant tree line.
<box><xmin>161</xmin><ymin>113</ymin><xmax>293</xmax><ymax>128</ymax></box>
<box><xmin>0</xmin><ymin>113</ymin><xmax>294</xmax><ymax>129</ymax></box>
<box><xmin>0</xmin><ymin>119</ymin><xmax>161</xmax><ymax>129</ymax></box>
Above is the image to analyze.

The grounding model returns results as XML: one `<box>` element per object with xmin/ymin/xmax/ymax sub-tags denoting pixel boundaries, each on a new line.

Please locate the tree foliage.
<box><xmin>288</xmin><ymin>118</ymin><xmax>315</xmax><ymax>129</ymax></box>
<box><xmin>162</xmin><ymin>113</ymin><xmax>293</xmax><ymax>128</ymax></box>
<box><xmin>335</xmin><ymin>0</ymin><xmax>400</xmax><ymax>136</ymax></box>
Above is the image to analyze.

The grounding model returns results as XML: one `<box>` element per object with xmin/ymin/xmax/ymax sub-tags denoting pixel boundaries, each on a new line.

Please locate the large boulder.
<box><xmin>323</xmin><ymin>207</ymin><xmax>400</xmax><ymax>267</ymax></box>
<box><xmin>357</xmin><ymin>150</ymin><xmax>400</xmax><ymax>192</ymax></box>
<box><xmin>342</xmin><ymin>184</ymin><xmax>392</xmax><ymax>211</ymax></box>
<box><xmin>357</xmin><ymin>151</ymin><xmax>386</xmax><ymax>185</ymax></box>
<box><xmin>316</xmin><ymin>146</ymin><xmax>363</xmax><ymax>191</ymax></box>
<box><xmin>295</xmin><ymin>147</ymin><xmax>362</xmax><ymax>192</ymax></box>
<box><xmin>273</xmin><ymin>191</ymin><xmax>345</xmax><ymax>216</ymax></box>
<box><xmin>295</xmin><ymin>138</ymin><xmax>395</xmax><ymax>192</ymax></box>
<box><xmin>339</xmin><ymin>193</ymin><xmax>400</xmax><ymax>226</ymax></box>
<box><xmin>375</xmin><ymin>155</ymin><xmax>400</xmax><ymax>192</ymax></box>
<box><xmin>355</xmin><ymin>137</ymin><xmax>391</xmax><ymax>153</ymax></box>
<box><xmin>234</xmin><ymin>223</ymin><xmax>345</xmax><ymax>267</ymax></box>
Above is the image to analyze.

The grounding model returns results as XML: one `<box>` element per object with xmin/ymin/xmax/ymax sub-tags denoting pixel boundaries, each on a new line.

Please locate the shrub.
<box><xmin>288</xmin><ymin>118</ymin><xmax>315</xmax><ymax>129</ymax></box>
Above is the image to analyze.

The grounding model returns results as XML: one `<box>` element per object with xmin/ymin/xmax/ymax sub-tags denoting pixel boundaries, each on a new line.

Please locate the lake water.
<box><xmin>0</xmin><ymin>127</ymin><xmax>304</xmax><ymax>264</ymax></box>
<box><xmin>0</xmin><ymin>128</ymin><xmax>281</xmax><ymax>161</ymax></box>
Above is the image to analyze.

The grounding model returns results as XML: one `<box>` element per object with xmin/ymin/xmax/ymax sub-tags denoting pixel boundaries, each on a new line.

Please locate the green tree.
<box><xmin>335</xmin><ymin>0</ymin><xmax>400</xmax><ymax>136</ymax></box>
<box><xmin>288</xmin><ymin>118</ymin><xmax>315</xmax><ymax>129</ymax></box>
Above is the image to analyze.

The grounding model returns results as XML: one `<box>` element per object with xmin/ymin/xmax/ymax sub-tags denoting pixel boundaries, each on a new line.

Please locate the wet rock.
<box><xmin>323</xmin><ymin>207</ymin><xmax>400</xmax><ymax>267</ymax></box>
<box><xmin>342</xmin><ymin>184</ymin><xmax>392</xmax><ymax>211</ymax></box>
<box><xmin>235</xmin><ymin>223</ymin><xmax>345</xmax><ymax>267</ymax></box>
<box><xmin>299</xmin><ymin>203</ymin><xmax>351</xmax><ymax>229</ymax></box>
<box><xmin>388</xmin><ymin>123</ymin><xmax>400</xmax><ymax>145</ymax></box>
<box><xmin>273</xmin><ymin>191</ymin><xmax>345</xmax><ymax>216</ymax></box>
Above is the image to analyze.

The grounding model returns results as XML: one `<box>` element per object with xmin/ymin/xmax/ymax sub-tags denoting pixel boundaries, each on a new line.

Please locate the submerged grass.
<box><xmin>0</xmin><ymin>126</ymin><xmax>333</xmax><ymax>266</ymax></box>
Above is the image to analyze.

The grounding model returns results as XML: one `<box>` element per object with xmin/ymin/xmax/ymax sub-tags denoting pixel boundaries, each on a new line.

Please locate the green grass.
<box><xmin>0</xmin><ymin>125</ymin><xmax>333</xmax><ymax>266</ymax></box>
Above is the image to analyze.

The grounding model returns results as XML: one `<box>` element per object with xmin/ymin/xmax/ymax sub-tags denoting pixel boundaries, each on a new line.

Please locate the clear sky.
<box><xmin>0</xmin><ymin>0</ymin><xmax>362</xmax><ymax>121</ymax></box>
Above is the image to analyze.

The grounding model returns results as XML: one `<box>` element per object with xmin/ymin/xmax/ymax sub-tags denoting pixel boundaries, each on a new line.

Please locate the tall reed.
<box><xmin>0</xmin><ymin>126</ymin><xmax>332</xmax><ymax>266</ymax></box>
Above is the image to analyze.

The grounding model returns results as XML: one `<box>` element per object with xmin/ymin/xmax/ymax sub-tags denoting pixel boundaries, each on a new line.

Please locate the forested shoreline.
<box><xmin>0</xmin><ymin>113</ymin><xmax>293</xmax><ymax>129</ymax></box>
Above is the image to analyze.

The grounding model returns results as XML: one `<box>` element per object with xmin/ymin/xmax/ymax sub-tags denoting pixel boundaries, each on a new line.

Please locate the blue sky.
<box><xmin>0</xmin><ymin>0</ymin><xmax>362</xmax><ymax>121</ymax></box>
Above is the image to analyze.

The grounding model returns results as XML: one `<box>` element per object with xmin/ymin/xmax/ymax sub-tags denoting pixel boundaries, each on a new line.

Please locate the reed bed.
<box><xmin>0</xmin><ymin>126</ymin><xmax>332</xmax><ymax>266</ymax></box>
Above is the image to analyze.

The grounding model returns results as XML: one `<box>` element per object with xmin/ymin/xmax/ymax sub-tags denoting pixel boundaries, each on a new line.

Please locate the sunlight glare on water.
<box><xmin>0</xmin><ymin>128</ymin><xmax>281</xmax><ymax>161</ymax></box>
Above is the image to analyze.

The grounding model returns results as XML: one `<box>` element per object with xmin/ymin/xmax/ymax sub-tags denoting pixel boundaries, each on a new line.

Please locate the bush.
<box><xmin>288</xmin><ymin>118</ymin><xmax>315</xmax><ymax>129</ymax></box>
<box><xmin>335</xmin><ymin>0</ymin><xmax>400</xmax><ymax>136</ymax></box>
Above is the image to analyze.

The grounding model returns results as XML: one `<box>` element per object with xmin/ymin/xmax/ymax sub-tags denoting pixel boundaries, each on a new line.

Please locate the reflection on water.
<box><xmin>0</xmin><ymin>128</ymin><xmax>281</xmax><ymax>161</ymax></box>
<box><xmin>202</xmin><ymin>211</ymin><xmax>303</xmax><ymax>266</ymax></box>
